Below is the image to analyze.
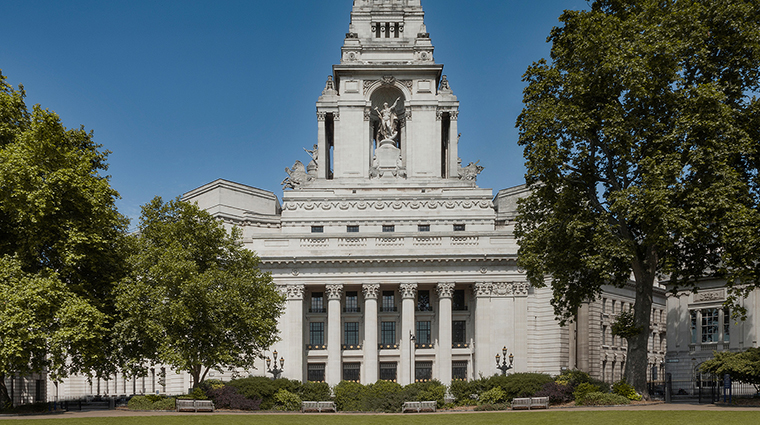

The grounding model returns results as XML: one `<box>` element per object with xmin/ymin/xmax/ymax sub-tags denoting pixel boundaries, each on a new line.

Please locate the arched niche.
<box><xmin>369</xmin><ymin>86</ymin><xmax>406</xmax><ymax>151</ymax></box>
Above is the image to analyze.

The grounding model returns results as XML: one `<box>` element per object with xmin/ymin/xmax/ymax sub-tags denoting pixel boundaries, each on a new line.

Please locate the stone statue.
<box><xmin>282</xmin><ymin>160</ymin><xmax>313</xmax><ymax>190</ymax></box>
<box><xmin>458</xmin><ymin>159</ymin><xmax>484</xmax><ymax>181</ymax></box>
<box><xmin>304</xmin><ymin>144</ymin><xmax>318</xmax><ymax>162</ymax></box>
<box><xmin>374</xmin><ymin>97</ymin><xmax>400</xmax><ymax>142</ymax></box>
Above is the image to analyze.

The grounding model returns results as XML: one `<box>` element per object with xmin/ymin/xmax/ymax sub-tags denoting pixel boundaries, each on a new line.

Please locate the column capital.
<box><xmin>399</xmin><ymin>283</ymin><xmax>417</xmax><ymax>299</ymax></box>
<box><xmin>280</xmin><ymin>284</ymin><xmax>305</xmax><ymax>300</ymax></box>
<box><xmin>362</xmin><ymin>283</ymin><xmax>380</xmax><ymax>300</ymax></box>
<box><xmin>473</xmin><ymin>282</ymin><xmax>492</xmax><ymax>298</ymax></box>
<box><xmin>436</xmin><ymin>282</ymin><xmax>455</xmax><ymax>299</ymax></box>
<box><xmin>326</xmin><ymin>284</ymin><xmax>344</xmax><ymax>300</ymax></box>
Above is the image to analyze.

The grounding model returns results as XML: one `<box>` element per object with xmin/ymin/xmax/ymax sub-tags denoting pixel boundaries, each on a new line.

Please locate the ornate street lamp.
<box><xmin>266</xmin><ymin>350</ymin><xmax>285</xmax><ymax>380</ymax></box>
<box><xmin>495</xmin><ymin>346</ymin><xmax>514</xmax><ymax>376</ymax></box>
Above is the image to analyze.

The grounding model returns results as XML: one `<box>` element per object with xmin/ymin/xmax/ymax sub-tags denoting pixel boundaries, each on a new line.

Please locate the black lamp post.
<box><xmin>496</xmin><ymin>346</ymin><xmax>514</xmax><ymax>375</ymax></box>
<box><xmin>266</xmin><ymin>350</ymin><xmax>285</xmax><ymax>380</ymax></box>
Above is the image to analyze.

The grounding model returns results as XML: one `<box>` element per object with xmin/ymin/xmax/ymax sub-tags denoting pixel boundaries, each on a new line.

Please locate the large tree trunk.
<box><xmin>625</xmin><ymin>249</ymin><xmax>656</xmax><ymax>399</ymax></box>
<box><xmin>0</xmin><ymin>373</ymin><xmax>11</xmax><ymax>409</ymax></box>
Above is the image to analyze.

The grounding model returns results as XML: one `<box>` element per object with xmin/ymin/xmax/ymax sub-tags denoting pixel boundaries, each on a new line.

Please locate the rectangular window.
<box><xmin>310</xmin><ymin>322</ymin><xmax>324</xmax><ymax>346</ymax></box>
<box><xmin>310</xmin><ymin>292</ymin><xmax>325</xmax><ymax>313</ymax></box>
<box><xmin>453</xmin><ymin>224</ymin><xmax>466</xmax><ymax>231</ymax></box>
<box><xmin>382</xmin><ymin>224</ymin><xmax>395</xmax><ymax>233</ymax></box>
<box><xmin>381</xmin><ymin>321</ymin><xmax>396</xmax><ymax>346</ymax></box>
<box><xmin>344</xmin><ymin>322</ymin><xmax>359</xmax><ymax>346</ymax></box>
<box><xmin>452</xmin><ymin>361</ymin><xmax>468</xmax><ymax>381</ymax></box>
<box><xmin>379</xmin><ymin>362</ymin><xmax>397</xmax><ymax>382</ymax></box>
<box><xmin>723</xmin><ymin>307</ymin><xmax>730</xmax><ymax>343</ymax></box>
<box><xmin>416</xmin><ymin>321</ymin><xmax>431</xmax><ymax>345</ymax></box>
<box><xmin>602</xmin><ymin>325</ymin><xmax>607</xmax><ymax>345</ymax></box>
<box><xmin>308</xmin><ymin>363</ymin><xmax>325</xmax><ymax>382</ymax></box>
<box><xmin>452</xmin><ymin>320</ymin><xmax>467</xmax><ymax>346</ymax></box>
<box><xmin>415</xmin><ymin>361</ymin><xmax>433</xmax><ymax>382</ymax></box>
<box><xmin>345</xmin><ymin>291</ymin><xmax>359</xmax><ymax>313</ymax></box>
<box><xmin>690</xmin><ymin>310</ymin><xmax>698</xmax><ymax>344</ymax></box>
<box><xmin>611</xmin><ymin>300</ymin><xmax>616</xmax><ymax>314</ymax></box>
<box><xmin>702</xmin><ymin>308</ymin><xmax>719</xmax><ymax>343</ymax></box>
<box><xmin>418</xmin><ymin>224</ymin><xmax>430</xmax><ymax>232</ymax></box>
<box><xmin>417</xmin><ymin>290</ymin><xmax>432</xmax><ymax>311</ymax></box>
<box><xmin>602</xmin><ymin>298</ymin><xmax>607</xmax><ymax>313</ymax></box>
<box><xmin>311</xmin><ymin>225</ymin><xmax>324</xmax><ymax>233</ymax></box>
<box><xmin>382</xmin><ymin>290</ymin><xmax>396</xmax><ymax>312</ymax></box>
<box><xmin>453</xmin><ymin>289</ymin><xmax>466</xmax><ymax>311</ymax></box>
<box><xmin>343</xmin><ymin>362</ymin><xmax>360</xmax><ymax>382</ymax></box>
<box><xmin>347</xmin><ymin>225</ymin><xmax>360</xmax><ymax>233</ymax></box>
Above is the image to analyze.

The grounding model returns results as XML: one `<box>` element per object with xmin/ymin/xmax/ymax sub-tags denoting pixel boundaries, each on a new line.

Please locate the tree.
<box><xmin>515</xmin><ymin>0</ymin><xmax>760</xmax><ymax>397</ymax></box>
<box><xmin>700</xmin><ymin>348</ymin><xmax>760</xmax><ymax>391</ymax></box>
<box><xmin>0</xmin><ymin>70</ymin><xmax>129</xmax><ymax>407</ymax></box>
<box><xmin>114</xmin><ymin>197</ymin><xmax>284</xmax><ymax>388</ymax></box>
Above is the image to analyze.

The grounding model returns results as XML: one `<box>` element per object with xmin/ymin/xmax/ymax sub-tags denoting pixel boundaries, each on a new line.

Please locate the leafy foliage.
<box><xmin>127</xmin><ymin>396</ymin><xmax>176</xmax><ymax>411</ymax></box>
<box><xmin>611</xmin><ymin>311</ymin><xmax>643</xmax><ymax>340</ymax></box>
<box><xmin>515</xmin><ymin>0</ymin><xmax>760</xmax><ymax>395</ymax></box>
<box><xmin>479</xmin><ymin>387</ymin><xmax>507</xmax><ymax>405</ymax></box>
<box><xmin>612</xmin><ymin>380</ymin><xmax>642</xmax><ymax>401</ymax></box>
<box><xmin>273</xmin><ymin>389</ymin><xmax>302</xmax><ymax>411</ymax></box>
<box><xmin>113</xmin><ymin>197</ymin><xmax>284</xmax><ymax>386</ymax></box>
<box><xmin>490</xmin><ymin>373</ymin><xmax>555</xmax><ymax>401</ymax></box>
<box><xmin>207</xmin><ymin>385</ymin><xmax>262</xmax><ymax>411</ymax></box>
<box><xmin>573</xmin><ymin>382</ymin><xmax>604</xmax><ymax>404</ymax></box>
<box><xmin>300</xmin><ymin>381</ymin><xmax>332</xmax><ymax>402</ymax></box>
<box><xmin>0</xmin><ymin>70</ymin><xmax>128</xmax><ymax>406</ymax></box>
<box><xmin>333</xmin><ymin>381</ymin><xmax>367</xmax><ymax>411</ymax></box>
<box><xmin>700</xmin><ymin>348</ymin><xmax>760</xmax><ymax>388</ymax></box>
<box><xmin>534</xmin><ymin>381</ymin><xmax>574</xmax><ymax>404</ymax></box>
<box><xmin>576</xmin><ymin>392</ymin><xmax>631</xmax><ymax>406</ymax></box>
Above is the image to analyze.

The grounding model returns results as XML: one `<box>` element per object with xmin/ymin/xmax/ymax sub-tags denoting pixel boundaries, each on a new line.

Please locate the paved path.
<box><xmin>1</xmin><ymin>402</ymin><xmax>758</xmax><ymax>420</ymax></box>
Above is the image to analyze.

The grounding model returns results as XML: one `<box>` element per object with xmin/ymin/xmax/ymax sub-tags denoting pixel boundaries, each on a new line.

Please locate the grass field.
<box><xmin>3</xmin><ymin>411</ymin><xmax>758</xmax><ymax>425</ymax></box>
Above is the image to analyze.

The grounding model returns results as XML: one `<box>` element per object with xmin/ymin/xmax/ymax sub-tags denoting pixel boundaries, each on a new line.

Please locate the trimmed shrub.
<box><xmin>176</xmin><ymin>387</ymin><xmax>207</xmax><ymax>400</ymax></box>
<box><xmin>273</xmin><ymin>389</ymin><xmax>302</xmax><ymax>411</ymax></box>
<box><xmin>612</xmin><ymin>380</ymin><xmax>642</xmax><ymax>401</ymax></box>
<box><xmin>573</xmin><ymin>382</ymin><xmax>603</xmax><ymax>404</ymax></box>
<box><xmin>450</xmin><ymin>379</ymin><xmax>478</xmax><ymax>404</ymax></box>
<box><xmin>362</xmin><ymin>380</ymin><xmax>405</xmax><ymax>412</ymax></box>
<box><xmin>490</xmin><ymin>373</ymin><xmax>554</xmax><ymax>401</ymax></box>
<box><xmin>534</xmin><ymin>381</ymin><xmax>573</xmax><ymax>404</ymax></box>
<box><xmin>479</xmin><ymin>386</ymin><xmax>507</xmax><ymax>405</ymax></box>
<box><xmin>334</xmin><ymin>381</ymin><xmax>367</xmax><ymax>411</ymax></box>
<box><xmin>228</xmin><ymin>377</ymin><xmax>302</xmax><ymax>410</ymax></box>
<box><xmin>577</xmin><ymin>392</ymin><xmax>630</xmax><ymax>406</ymax></box>
<box><xmin>128</xmin><ymin>395</ymin><xmax>176</xmax><ymax>410</ymax></box>
<box><xmin>207</xmin><ymin>385</ymin><xmax>262</xmax><ymax>410</ymax></box>
<box><xmin>556</xmin><ymin>369</ymin><xmax>610</xmax><ymax>393</ymax></box>
<box><xmin>474</xmin><ymin>402</ymin><xmax>509</xmax><ymax>411</ymax></box>
<box><xmin>403</xmin><ymin>380</ymin><xmax>446</xmax><ymax>407</ymax></box>
<box><xmin>300</xmin><ymin>381</ymin><xmax>331</xmax><ymax>401</ymax></box>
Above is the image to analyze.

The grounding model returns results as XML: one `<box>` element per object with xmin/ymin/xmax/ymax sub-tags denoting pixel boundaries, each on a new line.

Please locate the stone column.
<box><xmin>326</xmin><ymin>284</ymin><xmax>343</xmax><ymax>386</ymax></box>
<box><xmin>473</xmin><ymin>282</ymin><xmax>493</xmax><ymax>379</ymax></box>
<box><xmin>362</xmin><ymin>284</ymin><xmax>380</xmax><ymax>384</ymax></box>
<box><xmin>280</xmin><ymin>285</ymin><xmax>304</xmax><ymax>381</ymax></box>
<box><xmin>576</xmin><ymin>301</ymin><xmax>590</xmax><ymax>373</ymax></box>
<box><xmin>399</xmin><ymin>283</ymin><xmax>417</xmax><ymax>385</ymax></box>
<box><xmin>437</xmin><ymin>282</ymin><xmax>455</xmax><ymax>386</ymax></box>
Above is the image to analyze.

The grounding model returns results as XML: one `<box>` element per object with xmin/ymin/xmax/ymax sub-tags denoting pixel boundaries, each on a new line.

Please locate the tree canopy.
<box><xmin>114</xmin><ymin>197</ymin><xmax>284</xmax><ymax>387</ymax></box>
<box><xmin>700</xmin><ymin>347</ymin><xmax>760</xmax><ymax>390</ymax></box>
<box><xmin>0</xmin><ymin>70</ymin><xmax>128</xmax><ymax>407</ymax></box>
<box><xmin>515</xmin><ymin>0</ymin><xmax>760</xmax><ymax>396</ymax></box>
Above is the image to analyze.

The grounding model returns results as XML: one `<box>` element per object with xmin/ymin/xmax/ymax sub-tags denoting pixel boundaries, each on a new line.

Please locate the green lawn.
<box><xmin>4</xmin><ymin>411</ymin><xmax>758</xmax><ymax>425</ymax></box>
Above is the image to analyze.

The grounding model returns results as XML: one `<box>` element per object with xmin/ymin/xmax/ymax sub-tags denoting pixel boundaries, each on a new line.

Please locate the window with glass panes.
<box><xmin>690</xmin><ymin>310</ymin><xmax>698</xmax><ymax>344</ymax></box>
<box><xmin>344</xmin><ymin>322</ymin><xmax>359</xmax><ymax>346</ymax></box>
<box><xmin>415</xmin><ymin>361</ymin><xmax>432</xmax><ymax>382</ymax></box>
<box><xmin>308</xmin><ymin>363</ymin><xmax>325</xmax><ymax>382</ymax></box>
<box><xmin>343</xmin><ymin>362</ymin><xmax>360</xmax><ymax>382</ymax></box>
<box><xmin>310</xmin><ymin>322</ymin><xmax>324</xmax><ymax>346</ymax></box>
<box><xmin>452</xmin><ymin>361</ymin><xmax>468</xmax><ymax>381</ymax></box>
<box><xmin>381</xmin><ymin>321</ymin><xmax>396</xmax><ymax>346</ymax></box>
<box><xmin>416</xmin><ymin>321</ymin><xmax>431</xmax><ymax>345</ymax></box>
<box><xmin>345</xmin><ymin>291</ymin><xmax>359</xmax><ymax>313</ymax></box>
<box><xmin>382</xmin><ymin>290</ymin><xmax>396</xmax><ymax>312</ymax></box>
<box><xmin>417</xmin><ymin>290</ymin><xmax>432</xmax><ymax>311</ymax></box>
<box><xmin>701</xmin><ymin>308</ymin><xmax>719</xmax><ymax>343</ymax></box>
<box><xmin>310</xmin><ymin>292</ymin><xmax>325</xmax><ymax>313</ymax></box>
<box><xmin>380</xmin><ymin>362</ymin><xmax>397</xmax><ymax>381</ymax></box>
<box><xmin>452</xmin><ymin>321</ymin><xmax>466</xmax><ymax>345</ymax></box>
<box><xmin>452</xmin><ymin>289</ymin><xmax>466</xmax><ymax>310</ymax></box>
<box><xmin>723</xmin><ymin>307</ymin><xmax>730</xmax><ymax>343</ymax></box>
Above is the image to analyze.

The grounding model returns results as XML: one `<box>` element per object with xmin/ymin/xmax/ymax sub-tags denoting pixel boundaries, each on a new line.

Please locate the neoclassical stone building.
<box><xmin>49</xmin><ymin>0</ymin><xmax>668</xmax><ymax>399</ymax></box>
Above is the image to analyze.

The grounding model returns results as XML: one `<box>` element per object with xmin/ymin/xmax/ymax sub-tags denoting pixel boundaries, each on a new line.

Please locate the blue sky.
<box><xmin>1</xmin><ymin>0</ymin><xmax>589</xmax><ymax>228</ymax></box>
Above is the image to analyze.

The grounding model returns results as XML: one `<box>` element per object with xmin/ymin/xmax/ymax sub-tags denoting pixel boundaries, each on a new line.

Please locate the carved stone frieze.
<box><xmin>400</xmin><ymin>283</ymin><xmax>418</xmax><ymax>299</ymax></box>
<box><xmin>282</xmin><ymin>199</ymin><xmax>493</xmax><ymax>212</ymax></box>
<box><xmin>514</xmin><ymin>283</ymin><xmax>530</xmax><ymax>296</ymax></box>
<box><xmin>362</xmin><ymin>283</ymin><xmax>380</xmax><ymax>300</ymax></box>
<box><xmin>283</xmin><ymin>284</ymin><xmax>305</xmax><ymax>301</ymax></box>
<box><xmin>492</xmin><ymin>282</ymin><xmax>514</xmax><ymax>297</ymax></box>
<box><xmin>473</xmin><ymin>282</ymin><xmax>492</xmax><ymax>298</ymax></box>
<box><xmin>437</xmin><ymin>282</ymin><xmax>455</xmax><ymax>299</ymax></box>
<box><xmin>326</xmin><ymin>284</ymin><xmax>344</xmax><ymax>300</ymax></box>
<box><xmin>363</xmin><ymin>78</ymin><xmax>413</xmax><ymax>95</ymax></box>
<box><xmin>693</xmin><ymin>289</ymin><xmax>725</xmax><ymax>303</ymax></box>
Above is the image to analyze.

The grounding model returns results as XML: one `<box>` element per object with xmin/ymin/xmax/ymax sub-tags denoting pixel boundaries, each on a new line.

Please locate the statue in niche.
<box><xmin>282</xmin><ymin>160</ymin><xmax>313</xmax><ymax>190</ymax></box>
<box><xmin>374</xmin><ymin>97</ymin><xmax>400</xmax><ymax>142</ymax></box>
<box><xmin>458</xmin><ymin>159</ymin><xmax>484</xmax><ymax>181</ymax></box>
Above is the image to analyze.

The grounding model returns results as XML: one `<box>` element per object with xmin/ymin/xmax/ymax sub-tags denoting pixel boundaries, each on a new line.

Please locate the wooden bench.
<box><xmin>301</xmin><ymin>401</ymin><xmax>336</xmax><ymax>413</ymax></box>
<box><xmin>176</xmin><ymin>399</ymin><xmax>215</xmax><ymax>412</ymax></box>
<box><xmin>511</xmin><ymin>397</ymin><xmax>549</xmax><ymax>410</ymax></box>
<box><xmin>402</xmin><ymin>401</ymin><xmax>436</xmax><ymax>413</ymax></box>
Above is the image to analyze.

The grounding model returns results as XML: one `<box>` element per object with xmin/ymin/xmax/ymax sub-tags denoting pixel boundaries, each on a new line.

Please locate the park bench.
<box><xmin>402</xmin><ymin>401</ymin><xmax>437</xmax><ymax>413</ymax></box>
<box><xmin>176</xmin><ymin>399</ymin><xmax>215</xmax><ymax>412</ymax></box>
<box><xmin>511</xmin><ymin>397</ymin><xmax>549</xmax><ymax>410</ymax></box>
<box><xmin>301</xmin><ymin>401</ymin><xmax>337</xmax><ymax>413</ymax></box>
